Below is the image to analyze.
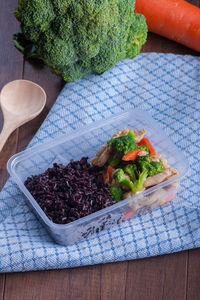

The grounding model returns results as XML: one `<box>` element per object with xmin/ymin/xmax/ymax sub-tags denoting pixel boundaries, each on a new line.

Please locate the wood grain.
<box><xmin>101</xmin><ymin>262</ymin><xmax>128</xmax><ymax>300</ymax></box>
<box><xmin>0</xmin><ymin>0</ymin><xmax>23</xmax><ymax>188</ymax></box>
<box><xmin>17</xmin><ymin>62</ymin><xmax>64</xmax><ymax>153</ymax></box>
<box><xmin>125</xmin><ymin>252</ymin><xmax>187</xmax><ymax>300</ymax></box>
<box><xmin>187</xmin><ymin>249</ymin><xmax>200</xmax><ymax>300</ymax></box>
<box><xmin>67</xmin><ymin>266</ymin><xmax>101</xmax><ymax>300</ymax></box>
<box><xmin>0</xmin><ymin>275</ymin><xmax>5</xmax><ymax>300</ymax></box>
<box><xmin>4</xmin><ymin>270</ymin><xmax>70</xmax><ymax>300</ymax></box>
<box><xmin>4</xmin><ymin>266</ymin><xmax>101</xmax><ymax>300</ymax></box>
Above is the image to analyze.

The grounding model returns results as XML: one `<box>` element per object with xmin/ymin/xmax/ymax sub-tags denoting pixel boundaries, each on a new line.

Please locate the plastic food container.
<box><xmin>7</xmin><ymin>109</ymin><xmax>188</xmax><ymax>246</ymax></box>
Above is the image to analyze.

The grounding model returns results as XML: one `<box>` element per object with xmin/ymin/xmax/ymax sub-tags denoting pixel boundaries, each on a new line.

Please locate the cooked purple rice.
<box><xmin>24</xmin><ymin>157</ymin><xmax>116</xmax><ymax>224</ymax></box>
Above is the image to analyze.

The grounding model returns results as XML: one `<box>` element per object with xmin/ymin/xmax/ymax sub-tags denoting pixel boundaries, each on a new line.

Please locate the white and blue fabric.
<box><xmin>0</xmin><ymin>53</ymin><xmax>199</xmax><ymax>272</ymax></box>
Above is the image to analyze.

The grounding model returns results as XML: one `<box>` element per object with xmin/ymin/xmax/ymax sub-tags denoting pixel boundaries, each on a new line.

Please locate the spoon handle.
<box><xmin>0</xmin><ymin>124</ymin><xmax>14</xmax><ymax>153</ymax></box>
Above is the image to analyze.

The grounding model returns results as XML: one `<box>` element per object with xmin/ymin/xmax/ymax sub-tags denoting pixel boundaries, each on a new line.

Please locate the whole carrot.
<box><xmin>135</xmin><ymin>0</ymin><xmax>200</xmax><ymax>52</ymax></box>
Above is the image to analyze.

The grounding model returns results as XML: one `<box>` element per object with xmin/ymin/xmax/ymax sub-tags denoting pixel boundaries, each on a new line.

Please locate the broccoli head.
<box><xmin>135</xmin><ymin>156</ymin><xmax>164</xmax><ymax>177</ymax></box>
<box><xmin>113</xmin><ymin>169</ymin><xmax>137</xmax><ymax>193</ymax></box>
<box><xmin>124</xmin><ymin>164</ymin><xmax>137</xmax><ymax>181</ymax></box>
<box><xmin>148</xmin><ymin>161</ymin><xmax>164</xmax><ymax>176</ymax></box>
<box><xmin>139</xmin><ymin>144</ymin><xmax>149</xmax><ymax>152</ymax></box>
<box><xmin>109</xmin><ymin>135</ymin><xmax>137</xmax><ymax>155</ymax></box>
<box><xmin>14</xmin><ymin>0</ymin><xmax>147</xmax><ymax>82</ymax></box>
<box><xmin>110</xmin><ymin>185</ymin><xmax>123</xmax><ymax>202</ymax></box>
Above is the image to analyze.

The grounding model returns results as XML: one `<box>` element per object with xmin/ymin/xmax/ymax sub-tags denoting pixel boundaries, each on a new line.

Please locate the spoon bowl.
<box><xmin>0</xmin><ymin>80</ymin><xmax>46</xmax><ymax>152</ymax></box>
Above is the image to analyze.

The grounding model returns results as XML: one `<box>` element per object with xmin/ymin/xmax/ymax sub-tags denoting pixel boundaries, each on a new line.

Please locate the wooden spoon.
<box><xmin>0</xmin><ymin>80</ymin><xmax>46</xmax><ymax>153</ymax></box>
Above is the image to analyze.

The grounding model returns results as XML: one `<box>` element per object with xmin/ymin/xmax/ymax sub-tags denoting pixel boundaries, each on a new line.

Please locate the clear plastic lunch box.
<box><xmin>7</xmin><ymin>109</ymin><xmax>188</xmax><ymax>246</ymax></box>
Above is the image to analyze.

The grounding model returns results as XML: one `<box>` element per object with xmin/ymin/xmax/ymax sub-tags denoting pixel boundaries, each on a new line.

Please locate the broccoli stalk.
<box><xmin>127</xmin><ymin>130</ymin><xmax>136</xmax><ymax>140</ymax></box>
<box><xmin>110</xmin><ymin>185</ymin><xmax>123</xmax><ymax>202</ymax></box>
<box><xmin>137</xmin><ymin>169</ymin><xmax>148</xmax><ymax>191</ymax></box>
<box><xmin>13</xmin><ymin>0</ymin><xmax>147</xmax><ymax>82</ymax></box>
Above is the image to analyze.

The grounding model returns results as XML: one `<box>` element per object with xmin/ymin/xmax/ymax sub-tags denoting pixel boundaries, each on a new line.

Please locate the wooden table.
<box><xmin>0</xmin><ymin>1</ymin><xmax>199</xmax><ymax>299</ymax></box>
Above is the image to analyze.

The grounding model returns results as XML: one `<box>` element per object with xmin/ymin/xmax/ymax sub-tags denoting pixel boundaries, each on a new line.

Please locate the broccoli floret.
<box><xmin>136</xmin><ymin>155</ymin><xmax>150</xmax><ymax>164</ymax></box>
<box><xmin>139</xmin><ymin>144</ymin><xmax>149</xmax><ymax>152</ymax></box>
<box><xmin>13</xmin><ymin>0</ymin><xmax>147</xmax><ymax>82</ymax></box>
<box><xmin>110</xmin><ymin>185</ymin><xmax>123</xmax><ymax>202</ymax></box>
<box><xmin>135</xmin><ymin>156</ymin><xmax>164</xmax><ymax>177</ymax></box>
<box><xmin>126</xmin><ymin>13</ymin><xmax>148</xmax><ymax>58</ymax></box>
<box><xmin>113</xmin><ymin>169</ymin><xmax>137</xmax><ymax>193</ymax></box>
<box><xmin>148</xmin><ymin>161</ymin><xmax>164</xmax><ymax>176</ymax></box>
<box><xmin>124</xmin><ymin>164</ymin><xmax>137</xmax><ymax>181</ymax></box>
<box><xmin>109</xmin><ymin>135</ymin><xmax>137</xmax><ymax>155</ymax></box>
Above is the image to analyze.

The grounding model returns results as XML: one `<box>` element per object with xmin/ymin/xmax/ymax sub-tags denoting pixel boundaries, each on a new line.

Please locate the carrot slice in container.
<box><xmin>135</xmin><ymin>0</ymin><xmax>200</xmax><ymax>52</ymax></box>
<box><xmin>138</xmin><ymin>137</ymin><xmax>156</xmax><ymax>155</ymax></box>
<box><xmin>122</xmin><ymin>149</ymin><xmax>141</xmax><ymax>161</ymax></box>
<box><xmin>104</xmin><ymin>165</ymin><xmax>113</xmax><ymax>183</ymax></box>
<box><xmin>122</xmin><ymin>209</ymin><xmax>135</xmax><ymax>221</ymax></box>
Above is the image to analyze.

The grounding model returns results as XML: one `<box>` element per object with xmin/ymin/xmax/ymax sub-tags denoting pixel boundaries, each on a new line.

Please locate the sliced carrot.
<box><xmin>104</xmin><ymin>165</ymin><xmax>113</xmax><ymax>183</ymax></box>
<box><xmin>135</xmin><ymin>0</ymin><xmax>200</xmax><ymax>52</ymax></box>
<box><xmin>122</xmin><ymin>149</ymin><xmax>141</xmax><ymax>161</ymax></box>
<box><xmin>122</xmin><ymin>209</ymin><xmax>135</xmax><ymax>221</ymax></box>
<box><xmin>138</xmin><ymin>137</ymin><xmax>156</xmax><ymax>155</ymax></box>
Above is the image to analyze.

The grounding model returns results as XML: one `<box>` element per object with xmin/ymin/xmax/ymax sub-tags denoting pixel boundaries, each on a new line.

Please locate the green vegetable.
<box><xmin>136</xmin><ymin>155</ymin><xmax>150</xmax><ymax>164</ymax></box>
<box><xmin>108</xmin><ymin>152</ymin><xmax>122</xmax><ymax>168</ymax></box>
<box><xmin>139</xmin><ymin>144</ymin><xmax>149</xmax><ymax>152</ymax></box>
<box><xmin>148</xmin><ymin>161</ymin><xmax>164</xmax><ymax>176</ymax></box>
<box><xmin>135</xmin><ymin>156</ymin><xmax>163</xmax><ymax>176</ymax></box>
<box><xmin>113</xmin><ymin>169</ymin><xmax>136</xmax><ymax>192</ymax></box>
<box><xmin>113</xmin><ymin>168</ymin><xmax>148</xmax><ymax>194</ymax></box>
<box><xmin>109</xmin><ymin>135</ymin><xmax>138</xmax><ymax>155</ymax></box>
<box><xmin>124</xmin><ymin>164</ymin><xmax>137</xmax><ymax>181</ymax></box>
<box><xmin>137</xmin><ymin>169</ymin><xmax>148</xmax><ymax>191</ymax></box>
<box><xmin>13</xmin><ymin>0</ymin><xmax>147</xmax><ymax>82</ymax></box>
<box><xmin>127</xmin><ymin>130</ymin><xmax>136</xmax><ymax>140</ymax></box>
<box><xmin>110</xmin><ymin>185</ymin><xmax>123</xmax><ymax>202</ymax></box>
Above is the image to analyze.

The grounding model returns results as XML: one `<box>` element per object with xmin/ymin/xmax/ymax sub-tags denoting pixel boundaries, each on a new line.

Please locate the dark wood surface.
<box><xmin>0</xmin><ymin>1</ymin><xmax>200</xmax><ymax>299</ymax></box>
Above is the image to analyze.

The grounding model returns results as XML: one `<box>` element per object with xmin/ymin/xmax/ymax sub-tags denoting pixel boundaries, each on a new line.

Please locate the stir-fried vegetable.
<box><xmin>110</xmin><ymin>185</ymin><xmax>123</xmax><ymax>202</ymax></box>
<box><xmin>91</xmin><ymin>128</ymin><xmax>175</xmax><ymax>203</ymax></box>
<box><xmin>124</xmin><ymin>164</ymin><xmax>137</xmax><ymax>181</ymax></box>
<box><xmin>122</xmin><ymin>149</ymin><xmax>141</xmax><ymax>161</ymax></box>
<box><xmin>104</xmin><ymin>165</ymin><xmax>113</xmax><ymax>183</ymax></box>
<box><xmin>113</xmin><ymin>169</ymin><xmax>137</xmax><ymax>193</ymax></box>
<box><xmin>108</xmin><ymin>133</ymin><xmax>137</xmax><ymax>154</ymax></box>
<box><xmin>138</xmin><ymin>137</ymin><xmax>156</xmax><ymax>155</ymax></box>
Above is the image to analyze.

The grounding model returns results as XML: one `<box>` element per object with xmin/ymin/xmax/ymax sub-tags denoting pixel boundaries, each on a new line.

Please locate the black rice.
<box><xmin>24</xmin><ymin>157</ymin><xmax>116</xmax><ymax>224</ymax></box>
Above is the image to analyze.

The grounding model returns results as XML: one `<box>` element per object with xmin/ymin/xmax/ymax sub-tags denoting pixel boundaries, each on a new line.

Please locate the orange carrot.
<box><xmin>104</xmin><ymin>165</ymin><xmax>113</xmax><ymax>183</ymax></box>
<box><xmin>135</xmin><ymin>0</ymin><xmax>200</xmax><ymax>52</ymax></box>
<box><xmin>122</xmin><ymin>149</ymin><xmax>141</xmax><ymax>161</ymax></box>
<box><xmin>122</xmin><ymin>209</ymin><xmax>135</xmax><ymax>221</ymax></box>
<box><xmin>138</xmin><ymin>137</ymin><xmax>156</xmax><ymax>155</ymax></box>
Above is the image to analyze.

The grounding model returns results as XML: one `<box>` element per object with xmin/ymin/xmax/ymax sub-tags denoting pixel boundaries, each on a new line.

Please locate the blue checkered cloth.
<box><xmin>0</xmin><ymin>53</ymin><xmax>199</xmax><ymax>272</ymax></box>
